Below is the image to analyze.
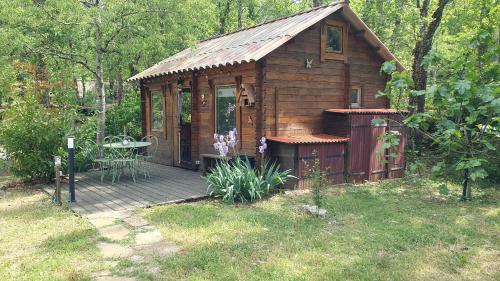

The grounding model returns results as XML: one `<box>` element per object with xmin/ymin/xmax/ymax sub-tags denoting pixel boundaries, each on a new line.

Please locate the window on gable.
<box><xmin>351</xmin><ymin>87</ymin><xmax>362</xmax><ymax>108</ymax></box>
<box><xmin>320</xmin><ymin>20</ymin><xmax>347</xmax><ymax>62</ymax></box>
<box><xmin>326</xmin><ymin>25</ymin><xmax>343</xmax><ymax>53</ymax></box>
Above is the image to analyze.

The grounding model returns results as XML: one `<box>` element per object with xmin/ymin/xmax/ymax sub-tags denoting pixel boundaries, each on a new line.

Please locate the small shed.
<box><xmin>267</xmin><ymin>135</ymin><xmax>349</xmax><ymax>188</ymax></box>
<box><xmin>129</xmin><ymin>1</ymin><xmax>406</xmax><ymax>188</ymax></box>
<box><xmin>324</xmin><ymin>109</ymin><xmax>406</xmax><ymax>183</ymax></box>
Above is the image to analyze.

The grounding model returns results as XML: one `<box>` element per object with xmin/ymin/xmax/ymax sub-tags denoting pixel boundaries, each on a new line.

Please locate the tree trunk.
<box><xmin>217</xmin><ymin>0</ymin><xmax>231</xmax><ymax>34</ymax></box>
<box><xmin>73</xmin><ymin>77</ymin><xmax>80</xmax><ymax>102</ymax></box>
<box><xmin>81</xmin><ymin>76</ymin><xmax>86</xmax><ymax>106</ymax></box>
<box><xmin>94</xmin><ymin>15</ymin><xmax>106</xmax><ymax>157</ymax></box>
<box><xmin>410</xmin><ymin>0</ymin><xmax>451</xmax><ymax>113</ymax></box>
<box><xmin>116</xmin><ymin>70</ymin><xmax>124</xmax><ymax>105</ymax></box>
<box><xmin>462</xmin><ymin>168</ymin><xmax>471</xmax><ymax>201</ymax></box>
<box><xmin>390</xmin><ymin>0</ymin><xmax>403</xmax><ymax>51</ymax></box>
<box><xmin>237</xmin><ymin>0</ymin><xmax>243</xmax><ymax>30</ymax></box>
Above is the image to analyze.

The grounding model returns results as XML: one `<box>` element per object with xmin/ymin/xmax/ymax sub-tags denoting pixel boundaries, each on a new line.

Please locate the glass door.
<box><xmin>178</xmin><ymin>87</ymin><xmax>192</xmax><ymax>165</ymax></box>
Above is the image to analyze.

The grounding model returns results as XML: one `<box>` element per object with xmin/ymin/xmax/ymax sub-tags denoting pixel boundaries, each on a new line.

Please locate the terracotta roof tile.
<box><xmin>325</xmin><ymin>108</ymin><xmax>406</xmax><ymax>115</ymax></box>
<box><xmin>267</xmin><ymin>134</ymin><xmax>349</xmax><ymax>144</ymax></box>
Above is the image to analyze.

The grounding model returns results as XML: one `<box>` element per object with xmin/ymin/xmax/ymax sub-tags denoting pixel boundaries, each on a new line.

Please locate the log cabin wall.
<box><xmin>263</xmin><ymin>13</ymin><xmax>389</xmax><ymax>138</ymax></box>
<box><xmin>195</xmin><ymin>63</ymin><xmax>257</xmax><ymax>158</ymax></box>
<box><xmin>142</xmin><ymin>77</ymin><xmax>177</xmax><ymax>166</ymax></box>
<box><xmin>142</xmin><ymin>63</ymin><xmax>257</xmax><ymax>166</ymax></box>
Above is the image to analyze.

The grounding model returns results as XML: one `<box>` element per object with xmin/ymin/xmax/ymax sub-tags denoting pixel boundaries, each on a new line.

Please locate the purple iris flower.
<box><xmin>258</xmin><ymin>137</ymin><xmax>267</xmax><ymax>154</ymax></box>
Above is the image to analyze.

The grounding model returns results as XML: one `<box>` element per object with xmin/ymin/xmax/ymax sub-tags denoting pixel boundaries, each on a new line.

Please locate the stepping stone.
<box><xmin>138</xmin><ymin>225</ymin><xmax>156</xmax><ymax>231</ymax></box>
<box><xmin>122</xmin><ymin>215</ymin><xmax>149</xmax><ymax>228</ymax></box>
<box><xmin>134</xmin><ymin>241</ymin><xmax>181</xmax><ymax>257</ymax></box>
<box><xmin>129</xmin><ymin>255</ymin><xmax>145</xmax><ymax>264</ymax></box>
<box><xmin>99</xmin><ymin>224</ymin><xmax>130</xmax><ymax>241</ymax></box>
<box><xmin>97</xmin><ymin>242</ymin><xmax>134</xmax><ymax>259</ymax></box>
<box><xmin>88</xmin><ymin>216</ymin><xmax>117</xmax><ymax>228</ymax></box>
<box><xmin>135</xmin><ymin>230</ymin><xmax>162</xmax><ymax>245</ymax></box>
<box><xmin>147</xmin><ymin>266</ymin><xmax>160</xmax><ymax>275</ymax></box>
<box><xmin>91</xmin><ymin>210</ymin><xmax>133</xmax><ymax>220</ymax></box>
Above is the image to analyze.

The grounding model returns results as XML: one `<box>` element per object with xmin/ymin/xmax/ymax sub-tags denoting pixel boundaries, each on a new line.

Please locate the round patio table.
<box><xmin>103</xmin><ymin>141</ymin><xmax>151</xmax><ymax>149</ymax></box>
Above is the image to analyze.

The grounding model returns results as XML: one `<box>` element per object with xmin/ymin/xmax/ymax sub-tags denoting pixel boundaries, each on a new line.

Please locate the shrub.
<box><xmin>303</xmin><ymin>150</ymin><xmax>329</xmax><ymax>209</ymax></box>
<box><xmin>73</xmin><ymin>116</ymin><xmax>98</xmax><ymax>172</ymax></box>
<box><xmin>205</xmin><ymin>156</ymin><xmax>292</xmax><ymax>203</ymax></box>
<box><xmin>0</xmin><ymin>96</ymin><xmax>72</xmax><ymax>180</ymax></box>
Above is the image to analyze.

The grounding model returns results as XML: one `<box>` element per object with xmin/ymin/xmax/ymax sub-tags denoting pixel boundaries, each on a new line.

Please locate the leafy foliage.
<box><xmin>205</xmin><ymin>157</ymin><xmax>293</xmax><ymax>203</ymax></box>
<box><xmin>105</xmin><ymin>93</ymin><xmax>142</xmax><ymax>140</ymax></box>
<box><xmin>0</xmin><ymin>96</ymin><xmax>72</xmax><ymax>180</ymax></box>
<box><xmin>73</xmin><ymin>116</ymin><xmax>98</xmax><ymax>172</ymax></box>
<box><xmin>380</xmin><ymin>16</ymin><xmax>499</xmax><ymax>198</ymax></box>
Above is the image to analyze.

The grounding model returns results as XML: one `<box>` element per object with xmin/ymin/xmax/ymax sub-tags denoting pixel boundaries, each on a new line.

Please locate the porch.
<box><xmin>70</xmin><ymin>163</ymin><xmax>207</xmax><ymax>214</ymax></box>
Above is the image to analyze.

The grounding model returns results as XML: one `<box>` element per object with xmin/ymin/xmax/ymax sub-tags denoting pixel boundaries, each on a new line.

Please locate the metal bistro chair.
<box><xmin>110</xmin><ymin>136</ymin><xmax>137</xmax><ymax>184</ymax></box>
<box><xmin>94</xmin><ymin>136</ymin><xmax>116</xmax><ymax>183</ymax></box>
<box><xmin>136</xmin><ymin>135</ymin><xmax>158</xmax><ymax>179</ymax></box>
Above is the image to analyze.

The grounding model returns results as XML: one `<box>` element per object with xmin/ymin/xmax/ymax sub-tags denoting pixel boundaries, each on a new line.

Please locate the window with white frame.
<box><xmin>215</xmin><ymin>85</ymin><xmax>237</xmax><ymax>134</ymax></box>
<box><xmin>351</xmin><ymin>87</ymin><xmax>362</xmax><ymax>108</ymax></box>
<box><xmin>151</xmin><ymin>91</ymin><xmax>164</xmax><ymax>131</ymax></box>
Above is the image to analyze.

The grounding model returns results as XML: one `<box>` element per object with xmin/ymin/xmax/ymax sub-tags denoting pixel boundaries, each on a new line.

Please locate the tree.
<box><xmin>410</xmin><ymin>0</ymin><xmax>452</xmax><ymax>113</ymax></box>
<box><xmin>380</xmin><ymin>3</ymin><xmax>499</xmax><ymax>199</ymax></box>
<box><xmin>1</xmin><ymin>0</ymin><xmax>177</xmax><ymax>155</ymax></box>
<box><xmin>312</xmin><ymin>0</ymin><xmax>324</xmax><ymax>7</ymax></box>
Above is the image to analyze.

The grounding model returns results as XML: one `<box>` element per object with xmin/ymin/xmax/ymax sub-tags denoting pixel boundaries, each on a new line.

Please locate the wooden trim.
<box><xmin>255</xmin><ymin>60</ymin><xmax>265</xmax><ymax>164</ymax></box>
<box><xmin>208</xmin><ymin>79</ymin><xmax>215</xmax><ymax>136</ymax></box>
<box><xmin>162</xmin><ymin>84</ymin><xmax>168</xmax><ymax>139</ymax></box>
<box><xmin>235</xmin><ymin>75</ymin><xmax>243</xmax><ymax>149</ymax></box>
<box><xmin>144</xmin><ymin>87</ymin><xmax>152</xmax><ymax>135</ymax></box>
<box><xmin>140</xmin><ymin>81</ymin><xmax>147</xmax><ymax>137</ymax></box>
<box><xmin>274</xmin><ymin>88</ymin><xmax>279</xmax><ymax>136</ymax></box>
<box><xmin>192</xmin><ymin>71</ymin><xmax>199</xmax><ymax>161</ymax></box>
<box><xmin>321</xmin><ymin>19</ymin><xmax>348</xmax><ymax>62</ymax></box>
<box><xmin>172</xmin><ymin>81</ymin><xmax>179</xmax><ymax>165</ymax></box>
<box><xmin>168</xmin><ymin>83</ymin><xmax>175</xmax><ymax>166</ymax></box>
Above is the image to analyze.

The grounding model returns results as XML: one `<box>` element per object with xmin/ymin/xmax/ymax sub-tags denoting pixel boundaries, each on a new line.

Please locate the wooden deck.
<box><xmin>70</xmin><ymin>163</ymin><xmax>207</xmax><ymax>214</ymax></box>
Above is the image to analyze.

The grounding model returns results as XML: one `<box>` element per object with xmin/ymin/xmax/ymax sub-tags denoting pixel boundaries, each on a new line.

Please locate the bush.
<box><xmin>106</xmin><ymin>94</ymin><xmax>141</xmax><ymax>140</ymax></box>
<box><xmin>73</xmin><ymin>116</ymin><xmax>98</xmax><ymax>172</ymax></box>
<box><xmin>0</xmin><ymin>96</ymin><xmax>72</xmax><ymax>180</ymax></box>
<box><xmin>303</xmin><ymin>151</ymin><xmax>329</xmax><ymax>209</ymax></box>
<box><xmin>205</xmin><ymin>157</ymin><xmax>293</xmax><ymax>203</ymax></box>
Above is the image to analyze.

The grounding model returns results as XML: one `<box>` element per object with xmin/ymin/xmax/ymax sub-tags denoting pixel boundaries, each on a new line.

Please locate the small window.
<box><xmin>351</xmin><ymin>87</ymin><xmax>362</xmax><ymax>108</ymax></box>
<box><xmin>326</xmin><ymin>25</ymin><xmax>343</xmax><ymax>53</ymax></box>
<box><xmin>151</xmin><ymin>91</ymin><xmax>164</xmax><ymax>131</ymax></box>
<box><xmin>215</xmin><ymin>85</ymin><xmax>237</xmax><ymax>134</ymax></box>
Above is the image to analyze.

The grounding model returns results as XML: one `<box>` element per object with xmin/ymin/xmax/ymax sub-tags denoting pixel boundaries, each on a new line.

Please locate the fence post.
<box><xmin>68</xmin><ymin>136</ymin><xmax>76</xmax><ymax>203</ymax></box>
<box><xmin>54</xmin><ymin>156</ymin><xmax>62</xmax><ymax>205</ymax></box>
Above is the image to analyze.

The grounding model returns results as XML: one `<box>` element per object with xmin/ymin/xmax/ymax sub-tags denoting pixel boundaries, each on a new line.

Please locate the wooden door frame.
<box><xmin>173</xmin><ymin>79</ymin><xmax>195</xmax><ymax>168</ymax></box>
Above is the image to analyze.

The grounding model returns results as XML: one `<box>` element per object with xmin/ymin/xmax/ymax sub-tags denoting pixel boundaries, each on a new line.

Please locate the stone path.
<box><xmin>86</xmin><ymin>210</ymin><xmax>181</xmax><ymax>280</ymax></box>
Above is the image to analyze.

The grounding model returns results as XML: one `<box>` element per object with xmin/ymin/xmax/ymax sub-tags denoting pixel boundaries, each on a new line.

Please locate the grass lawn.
<box><xmin>0</xmin><ymin>179</ymin><xmax>104</xmax><ymax>280</ymax></box>
<box><xmin>140</xmin><ymin>178</ymin><xmax>499</xmax><ymax>281</ymax></box>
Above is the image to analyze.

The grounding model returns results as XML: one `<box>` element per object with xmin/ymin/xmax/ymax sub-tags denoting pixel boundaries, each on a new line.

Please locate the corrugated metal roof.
<box><xmin>325</xmin><ymin>108</ymin><xmax>406</xmax><ymax>114</ymax></box>
<box><xmin>129</xmin><ymin>1</ymin><xmax>403</xmax><ymax>81</ymax></box>
<box><xmin>267</xmin><ymin>134</ymin><xmax>350</xmax><ymax>144</ymax></box>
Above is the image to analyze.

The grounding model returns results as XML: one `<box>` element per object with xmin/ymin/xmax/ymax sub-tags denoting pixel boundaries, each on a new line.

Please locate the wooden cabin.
<box><xmin>129</xmin><ymin>1</ymin><xmax>406</xmax><ymax>188</ymax></box>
